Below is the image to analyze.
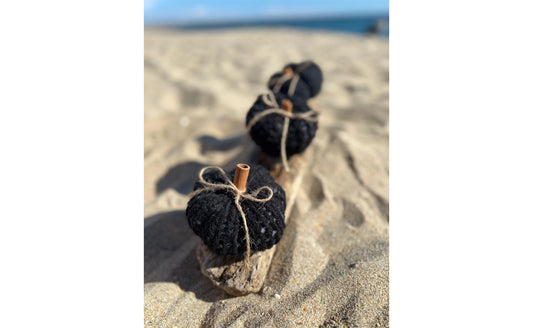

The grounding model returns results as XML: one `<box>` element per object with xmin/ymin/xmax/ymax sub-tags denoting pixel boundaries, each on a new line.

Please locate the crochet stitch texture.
<box><xmin>246</xmin><ymin>92</ymin><xmax>318</xmax><ymax>158</ymax></box>
<box><xmin>186</xmin><ymin>164</ymin><xmax>286</xmax><ymax>256</ymax></box>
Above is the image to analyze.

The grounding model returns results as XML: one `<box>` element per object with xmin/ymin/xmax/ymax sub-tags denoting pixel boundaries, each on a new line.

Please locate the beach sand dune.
<box><xmin>144</xmin><ymin>28</ymin><xmax>389</xmax><ymax>327</ymax></box>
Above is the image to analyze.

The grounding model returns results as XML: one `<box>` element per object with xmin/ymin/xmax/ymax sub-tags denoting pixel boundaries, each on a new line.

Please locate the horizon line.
<box><xmin>145</xmin><ymin>11</ymin><xmax>389</xmax><ymax>27</ymax></box>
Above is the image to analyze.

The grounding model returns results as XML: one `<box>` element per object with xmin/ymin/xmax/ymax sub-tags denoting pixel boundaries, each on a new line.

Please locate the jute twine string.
<box><xmin>189</xmin><ymin>166</ymin><xmax>274</xmax><ymax>270</ymax></box>
<box><xmin>269</xmin><ymin>61</ymin><xmax>315</xmax><ymax>97</ymax></box>
<box><xmin>246</xmin><ymin>91</ymin><xmax>319</xmax><ymax>171</ymax></box>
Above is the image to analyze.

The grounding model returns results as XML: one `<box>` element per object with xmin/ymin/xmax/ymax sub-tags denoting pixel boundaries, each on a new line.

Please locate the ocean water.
<box><xmin>175</xmin><ymin>15</ymin><xmax>389</xmax><ymax>37</ymax></box>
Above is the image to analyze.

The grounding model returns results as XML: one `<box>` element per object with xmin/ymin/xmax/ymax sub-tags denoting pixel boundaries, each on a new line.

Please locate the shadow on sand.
<box><xmin>144</xmin><ymin>210</ymin><xmax>231</xmax><ymax>302</ymax></box>
<box><xmin>155</xmin><ymin>133</ymin><xmax>259</xmax><ymax>196</ymax></box>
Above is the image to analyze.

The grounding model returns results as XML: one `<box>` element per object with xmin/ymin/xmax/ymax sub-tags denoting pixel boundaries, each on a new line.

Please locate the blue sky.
<box><xmin>144</xmin><ymin>0</ymin><xmax>389</xmax><ymax>24</ymax></box>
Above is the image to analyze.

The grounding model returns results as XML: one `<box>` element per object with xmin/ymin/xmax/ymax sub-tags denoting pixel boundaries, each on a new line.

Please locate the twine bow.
<box><xmin>189</xmin><ymin>166</ymin><xmax>274</xmax><ymax>270</ymax></box>
<box><xmin>246</xmin><ymin>91</ymin><xmax>319</xmax><ymax>171</ymax></box>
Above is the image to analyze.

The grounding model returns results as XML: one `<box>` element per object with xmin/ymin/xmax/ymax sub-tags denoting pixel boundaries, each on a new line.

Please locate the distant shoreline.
<box><xmin>145</xmin><ymin>14</ymin><xmax>389</xmax><ymax>36</ymax></box>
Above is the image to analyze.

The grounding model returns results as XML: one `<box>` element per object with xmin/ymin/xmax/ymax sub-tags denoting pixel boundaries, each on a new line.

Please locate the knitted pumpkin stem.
<box><xmin>282</xmin><ymin>66</ymin><xmax>294</xmax><ymax>77</ymax></box>
<box><xmin>233</xmin><ymin>163</ymin><xmax>250</xmax><ymax>192</ymax></box>
<box><xmin>281</xmin><ymin>99</ymin><xmax>293</xmax><ymax>113</ymax></box>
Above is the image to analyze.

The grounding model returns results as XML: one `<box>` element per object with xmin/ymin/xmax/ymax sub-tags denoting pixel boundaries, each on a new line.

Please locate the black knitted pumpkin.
<box><xmin>186</xmin><ymin>164</ymin><xmax>286</xmax><ymax>256</ymax></box>
<box><xmin>267</xmin><ymin>61</ymin><xmax>323</xmax><ymax>100</ymax></box>
<box><xmin>246</xmin><ymin>92</ymin><xmax>318</xmax><ymax>158</ymax></box>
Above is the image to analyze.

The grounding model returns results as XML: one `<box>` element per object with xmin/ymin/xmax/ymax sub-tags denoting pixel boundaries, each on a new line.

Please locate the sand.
<box><xmin>144</xmin><ymin>27</ymin><xmax>389</xmax><ymax>327</ymax></box>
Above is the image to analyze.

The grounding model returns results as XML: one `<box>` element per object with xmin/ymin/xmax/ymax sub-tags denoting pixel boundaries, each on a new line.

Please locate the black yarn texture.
<box><xmin>186</xmin><ymin>164</ymin><xmax>286</xmax><ymax>256</ymax></box>
<box><xmin>246</xmin><ymin>92</ymin><xmax>318</xmax><ymax>157</ymax></box>
<box><xmin>267</xmin><ymin>61</ymin><xmax>323</xmax><ymax>100</ymax></box>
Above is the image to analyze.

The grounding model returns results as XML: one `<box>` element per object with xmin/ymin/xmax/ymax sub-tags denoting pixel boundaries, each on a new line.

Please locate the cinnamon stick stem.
<box><xmin>281</xmin><ymin>99</ymin><xmax>293</xmax><ymax>113</ymax></box>
<box><xmin>233</xmin><ymin>163</ymin><xmax>250</xmax><ymax>191</ymax></box>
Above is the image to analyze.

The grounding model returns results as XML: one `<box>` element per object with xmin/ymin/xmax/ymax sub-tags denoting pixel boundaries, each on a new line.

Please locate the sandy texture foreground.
<box><xmin>144</xmin><ymin>28</ymin><xmax>389</xmax><ymax>327</ymax></box>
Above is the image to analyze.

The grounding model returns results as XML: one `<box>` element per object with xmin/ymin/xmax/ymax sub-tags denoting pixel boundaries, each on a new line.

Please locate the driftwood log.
<box><xmin>196</xmin><ymin>151</ymin><xmax>308</xmax><ymax>296</ymax></box>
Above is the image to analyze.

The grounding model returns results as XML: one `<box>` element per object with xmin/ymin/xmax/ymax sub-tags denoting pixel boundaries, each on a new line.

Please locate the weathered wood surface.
<box><xmin>196</xmin><ymin>152</ymin><xmax>309</xmax><ymax>296</ymax></box>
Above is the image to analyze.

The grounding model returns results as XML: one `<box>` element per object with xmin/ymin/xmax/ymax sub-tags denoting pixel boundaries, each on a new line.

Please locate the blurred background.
<box><xmin>144</xmin><ymin>0</ymin><xmax>389</xmax><ymax>36</ymax></box>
